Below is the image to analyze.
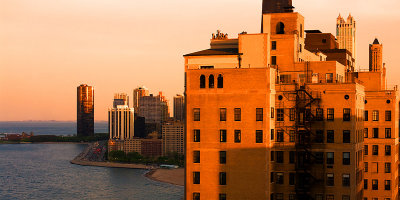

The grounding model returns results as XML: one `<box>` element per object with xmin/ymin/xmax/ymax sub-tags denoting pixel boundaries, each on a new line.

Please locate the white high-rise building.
<box><xmin>108</xmin><ymin>105</ymin><xmax>134</xmax><ymax>140</ymax></box>
<box><xmin>336</xmin><ymin>14</ymin><xmax>356</xmax><ymax>61</ymax></box>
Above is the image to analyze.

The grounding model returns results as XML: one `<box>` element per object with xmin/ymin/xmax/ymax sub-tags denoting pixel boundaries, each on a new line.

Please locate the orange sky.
<box><xmin>1</xmin><ymin>0</ymin><xmax>399</xmax><ymax>121</ymax></box>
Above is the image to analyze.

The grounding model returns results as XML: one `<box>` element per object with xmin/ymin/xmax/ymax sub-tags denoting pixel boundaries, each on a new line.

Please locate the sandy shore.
<box><xmin>145</xmin><ymin>168</ymin><xmax>184</xmax><ymax>186</ymax></box>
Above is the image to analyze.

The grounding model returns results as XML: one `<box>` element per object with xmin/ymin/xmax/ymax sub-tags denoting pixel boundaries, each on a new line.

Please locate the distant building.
<box><xmin>138</xmin><ymin>93</ymin><xmax>169</xmax><ymax>124</ymax></box>
<box><xmin>337</xmin><ymin>14</ymin><xmax>356</xmax><ymax>60</ymax></box>
<box><xmin>369</xmin><ymin>38</ymin><xmax>383</xmax><ymax>72</ymax></box>
<box><xmin>173</xmin><ymin>94</ymin><xmax>185</xmax><ymax>121</ymax></box>
<box><xmin>133</xmin><ymin>86</ymin><xmax>149</xmax><ymax>114</ymax></box>
<box><xmin>108</xmin><ymin>138</ymin><xmax>162</xmax><ymax>158</ymax></box>
<box><xmin>77</xmin><ymin>84</ymin><xmax>94</xmax><ymax>137</ymax></box>
<box><xmin>108</xmin><ymin>105</ymin><xmax>134</xmax><ymax>140</ymax></box>
<box><xmin>113</xmin><ymin>93</ymin><xmax>129</xmax><ymax>108</ymax></box>
<box><xmin>162</xmin><ymin>120</ymin><xmax>184</xmax><ymax>156</ymax></box>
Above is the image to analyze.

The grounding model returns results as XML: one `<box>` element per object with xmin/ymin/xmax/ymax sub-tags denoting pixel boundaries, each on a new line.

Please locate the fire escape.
<box><xmin>294</xmin><ymin>85</ymin><xmax>322</xmax><ymax>200</ymax></box>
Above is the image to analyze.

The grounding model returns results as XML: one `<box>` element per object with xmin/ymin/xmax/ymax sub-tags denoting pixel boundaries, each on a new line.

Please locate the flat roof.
<box><xmin>184</xmin><ymin>48</ymin><xmax>239</xmax><ymax>57</ymax></box>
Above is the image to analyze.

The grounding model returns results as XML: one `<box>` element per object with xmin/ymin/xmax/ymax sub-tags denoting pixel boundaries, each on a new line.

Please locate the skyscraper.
<box><xmin>369</xmin><ymin>38</ymin><xmax>383</xmax><ymax>72</ymax></box>
<box><xmin>336</xmin><ymin>14</ymin><xmax>356</xmax><ymax>60</ymax></box>
<box><xmin>113</xmin><ymin>93</ymin><xmax>129</xmax><ymax>108</ymax></box>
<box><xmin>77</xmin><ymin>84</ymin><xmax>94</xmax><ymax>137</ymax></box>
<box><xmin>108</xmin><ymin>105</ymin><xmax>134</xmax><ymax>140</ymax></box>
<box><xmin>162</xmin><ymin>120</ymin><xmax>184</xmax><ymax>155</ymax></box>
<box><xmin>133</xmin><ymin>86</ymin><xmax>149</xmax><ymax>114</ymax></box>
<box><xmin>173</xmin><ymin>94</ymin><xmax>185</xmax><ymax>121</ymax></box>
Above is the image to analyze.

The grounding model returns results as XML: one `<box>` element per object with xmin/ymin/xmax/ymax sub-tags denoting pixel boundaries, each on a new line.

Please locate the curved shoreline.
<box><xmin>70</xmin><ymin>158</ymin><xmax>154</xmax><ymax>170</ymax></box>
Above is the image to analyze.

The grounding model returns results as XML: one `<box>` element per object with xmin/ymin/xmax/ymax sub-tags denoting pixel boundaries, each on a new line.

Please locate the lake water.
<box><xmin>0</xmin><ymin>144</ymin><xmax>183</xmax><ymax>200</ymax></box>
<box><xmin>0</xmin><ymin>121</ymin><xmax>108</xmax><ymax>135</ymax></box>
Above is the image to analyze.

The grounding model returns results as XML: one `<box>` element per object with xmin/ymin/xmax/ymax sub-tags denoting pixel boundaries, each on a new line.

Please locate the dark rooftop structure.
<box><xmin>373</xmin><ymin>38</ymin><xmax>380</xmax><ymax>44</ymax></box>
<box><xmin>262</xmin><ymin>0</ymin><xmax>294</xmax><ymax>14</ymax></box>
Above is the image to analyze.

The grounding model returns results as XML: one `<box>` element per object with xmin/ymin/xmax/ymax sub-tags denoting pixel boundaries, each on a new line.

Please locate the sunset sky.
<box><xmin>1</xmin><ymin>0</ymin><xmax>399</xmax><ymax>121</ymax></box>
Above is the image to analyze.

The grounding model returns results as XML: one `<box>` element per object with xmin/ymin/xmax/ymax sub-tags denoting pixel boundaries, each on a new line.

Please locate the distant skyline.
<box><xmin>1</xmin><ymin>0</ymin><xmax>399</xmax><ymax>121</ymax></box>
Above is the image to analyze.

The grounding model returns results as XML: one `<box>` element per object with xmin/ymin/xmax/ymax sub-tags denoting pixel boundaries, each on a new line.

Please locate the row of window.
<box><xmin>192</xmin><ymin>193</ymin><xmax>226</xmax><ymax>200</ymax></box>
<box><xmin>364</xmin><ymin>162</ymin><xmax>391</xmax><ymax>173</ymax></box>
<box><xmin>193</xmin><ymin>151</ymin><xmax>226</xmax><ymax>164</ymax></box>
<box><xmin>275</xmin><ymin>108</ymin><xmax>352</xmax><ymax>122</ymax></box>
<box><xmin>364</xmin><ymin>145</ymin><xmax>391</xmax><ymax>156</ymax></box>
<box><xmin>364</xmin><ymin>179</ymin><xmax>391</xmax><ymax>190</ymax></box>
<box><xmin>199</xmin><ymin>74</ymin><xmax>223</xmax><ymax>89</ymax></box>
<box><xmin>193</xmin><ymin>108</ymin><xmax>264</xmax><ymax>121</ymax></box>
<box><xmin>272</xmin><ymin>129</ymin><xmax>352</xmax><ymax>143</ymax></box>
<box><xmin>193</xmin><ymin>129</ymin><xmax>263</xmax><ymax>143</ymax></box>
<box><xmin>271</xmin><ymin>194</ymin><xmax>351</xmax><ymax>200</ymax></box>
<box><xmin>271</xmin><ymin>151</ymin><xmax>351</xmax><ymax>165</ymax></box>
<box><xmin>363</xmin><ymin>128</ymin><xmax>392</xmax><ymax>139</ymax></box>
<box><xmin>365</xmin><ymin>110</ymin><xmax>392</xmax><ymax>121</ymax></box>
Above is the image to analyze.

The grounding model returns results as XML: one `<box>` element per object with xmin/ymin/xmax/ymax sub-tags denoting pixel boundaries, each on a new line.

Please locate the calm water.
<box><xmin>0</xmin><ymin>144</ymin><xmax>183</xmax><ymax>200</ymax></box>
<box><xmin>0</xmin><ymin>121</ymin><xmax>108</xmax><ymax>135</ymax></box>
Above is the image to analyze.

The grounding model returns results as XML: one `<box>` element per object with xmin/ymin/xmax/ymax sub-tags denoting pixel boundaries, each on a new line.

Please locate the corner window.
<box><xmin>373</xmin><ymin>128</ymin><xmax>378</xmax><ymax>138</ymax></box>
<box><xmin>326</xmin><ymin>73</ymin><xmax>333</xmax><ymax>83</ymax></box>
<box><xmin>272</xmin><ymin>41</ymin><xmax>277</xmax><ymax>50</ymax></box>
<box><xmin>372</xmin><ymin>145</ymin><xmax>378</xmax><ymax>155</ymax></box>
<box><xmin>364</xmin><ymin>110</ymin><xmax>368</xmax><ymax>121</ymax></box>
<box><xmin>372</xmin><ymin>110</ymin><xmax>379</xmax><ymax>121</ymax></box>
<box><xmin>220</xmin><ymin>151</ymin><xmax>226</xmax><ymax>164</ymax></box>
<box><xmin>193</xmin><ymin>172</ymin><xmax>200</xmax><ymax>184</ymax></box>
<box><xmin>256</xmin><ymin>108</ymin><xmax>263</xmax><ymax>121</ymax></box>
<box><xmin>271</xmin><ymin>56</ymin><xmax>277</xmax><ymax>66</ymax></box>
<box><xmin>385</xmin><ymin>128</ymin><xmax>391</xmax><ymax>138</ymax></box>
<box><xmin>343</xmin><ymin>108</ymin><xmax>351</xmax><ymax>121</ymax></box>
<box><xmin>372</xmin><ymin>179</ymin><xmax>378</xmax><ymax>190</ymax></box>
<box><xmin>193</xmin><ymin>193</ymin><xmax>200</xmax><ymax>200</ymax></box>
<box><xmin>343</xmin><ymin>152</ymin><xmax>350</xmax><ymax>165</ymax></box>
<box><xmin>193</xmin><ymin>151</ymin><xmax>200</xmax><ymax>163</ymax></box>
<box><xmin>276</xmin><ymin>22</ymin><xmax>285</xmax><ymax>34</ymax></box>
<box><xmin>385</xmin><ymin>145</ymin><xmax>391</xmax><ymax>156</ymax></box>
<box><xmin>343</xmin><ymin>130</ymin><xmax>350</xmax><ymax>143</ymax></box>
<box><xmin>326</xmin><ymin>173</ymin><xmax>334</xmax><ymax>186</ymax></box>
<box><xmin>209</xmin><ymin>75</ymin><xmax>214</xmax><ymax>88</ymax></box>
<box><xmin>200</xmin><ymin>75</ymin><xmax>205</xmax><ymax>88</ymax></box>
<box><xmin>385</xmin><ymin>110</ymin><xmax>391</xmax><ymax>121</ymax></box>
<box><xmin>194</xmin><ymin>130</ymin><xmax>200</xmax><ymax>142</ymax></box>
<box><xmin>220</xmin><ymin>130</ymin><xmax>227</xmax><ymax>143</ymax></box>
<box><xmin>234</xmin><ymin>130</ymin><xmax>241</xmax><ymax>143</ymax></box>
<box><xmin>277</xmin><ymin>109</ymin><xmax>284</xmax><ymax>121</ymax></box>
<box><xmin>220</xmin><ymin>108</ymin><xmax>227</xmax><ymax>121</ymax></box>
<box><xmin>327</xmin><ymin>130</ymin><xmax>334</xmax><ymax>143</ymax></box>
<box><xmin>234</xmin><ymin>108</ymin><xmax>241</xmax><ymax>121</ymax></box>
<box><xmin>256</xmin><ymin>130</ymin><xmax>263</xmax><ymax>143</ymax></box>
<box><xmin>342</xmin><ymin>174</ymin><xmax>350</xmax><ymax>187</ymax></box>
<box><xmin>193</xmin><ymin>108</ymin><xmax>200</xmax><ymax>121</ymax></box>
<box><xmin>219</xmin><ymin>172</ymin><xmax>226</xmax><ymax>185</ymax></box>
<box><xmin>327</xmin><ymin>108</ymin><xmax>334</xmax><ymax>121</ymax></box>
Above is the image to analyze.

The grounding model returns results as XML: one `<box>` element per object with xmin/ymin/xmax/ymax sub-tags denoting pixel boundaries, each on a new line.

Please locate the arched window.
<box><xmin>276</xmin><ymin>22</ymin><xmax>285</xmax><ymax>34</ymax></box>
<box><xmin>200</xmin><ymin>75</ymin><xmax>205</xmax><ymax>88</ymax></box>
<box><xmin>217</xmin><ymin>74</ymin><xmax>223</xmax><ymax>88</ymax></box>
<box><xmin>209</xmin><ymin>75</ymin><xmax>214</xmax><ymax>88</ymax></box>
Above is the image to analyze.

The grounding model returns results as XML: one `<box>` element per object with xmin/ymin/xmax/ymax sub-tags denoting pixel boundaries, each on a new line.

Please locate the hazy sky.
<box><xmin>1</xmin><ymin>0</ymin><xmax>399</xmax><ymax>121</ymax></box>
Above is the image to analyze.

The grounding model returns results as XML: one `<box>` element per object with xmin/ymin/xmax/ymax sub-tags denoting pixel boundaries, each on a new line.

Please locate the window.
<box><xmin>322</xmin><ymin>39</ymin><xmax>327</xmax><ymax>43</ymax></box>
<box><xmin>315</xmin><ymin>194</ymin><xmax>324</xmax><ymax>200</ymax></box>
<box><xmin>234</xmin><ymin>130</ymin><xmax>241</xmax><ymax>143</ymax></box>
<box><xmin>220</xmin><ymin>130</ymin><xmax>227</xmax><ymax>143</ymax></box>
<box><xmin>271</xmin><ymin>129</ymin><xmax>275</xmax><ymax>140</ymax></box>
<box><xmin>385</xmin><ymin>110</ymin><xmax>391</xmax><ymax>121</ymax></box>
<box><xmin>289</xmin><ymin>130</ymin><xmax>295</xmax><ymax>142</ymax></box>
<box><xmin>193</xmin><ymin>172</ymin><xmax>200</xmax><ymax>184</ymax></box>
<box><xmin>194</xmin><ymin>130</ymin><xmax>200</xmax><ymax>142</ymax></box>
<box><xmin>343</xmin><ymin>130</ymin><xmax>350</xmax><ymax>143</ymax></box>
<box><xmin>364</xmin><ymin>128</ymin><xmax>368</xmax><ymax>138</ymax></box>
<box><xmin>219</xmin><ymin>172</ymin><xmax>226</xmax><ymax>185</ymax></box>
<box><xmin>289</xmin><ymin>173</ymin><xmax>295</xmax><ymax>185</ymax></box>
<box><xmin>327</xmin><ymin>130</ymin><xmax>334</xmax><ymax>143</ymax></box>
<box><xmin>315</xmin><ymin>152</ymin><xmax>324</xmax><ymax>164</ymax></box>
<box><xmin>326</xmin><ymin>195</ymin><xmax>334</xmax><ymax>200</ymax></box>
<box><xmin>364</xmin><ymin>162</ymin><xmax>368</xmax><ymax>172</ymax></box>
<box><xmin>343</xmin><ymin>152</ymin><xmax>350</xmax><ymax>165</ymax></box>
<box><xmin>289</xmin><ymin>151</ymin><xmax>295</xmax><ymax>164</ymax></box>
<box><xmin>220</xmin><ymin>151</ymin><xmax>226</xmax><ymax>164</ymax></box>
<box><xmin>256</xmin><ymin>130</ymin><xmax>263</xmax><ymax>143</ymax></box>
<box><xmin>275</xmin><ymin>193</ymin><xmax>284</xmax><ymax>200</ymax></box>
<box><xmin>271</xmin><ymin>56</ymin><xmax>277</xmax><ymax>66</ymax></box>
<box><xmin>193</xmin><ymin>193</ymin><xmax>200</xmax><ymax>200</ymax></box>
<box><xmin>327</xmin><ymin>108</ymin><xmax>334</xmax><ymax>121</ymax></box>
<box><xmin>385</xmin><ymin>145</ymin><xmax>391</xmax><ymax>156</ymax></box>
<box><xmin>276</xmin><ymin>172</ymin><xmax>284</xmax><ymax>184</ymax></box>
<box><xmin>372</xmin><ymin>179</ymin><xmax>378</xmax><ymax>190</ymax></box>
<box><xmin>277</xmin><ymin>109</ymin><xmax>284</xmax><ymax>121</ymax></box>
<box><xmin>315</xmin><ymin>130</ymin><xmax>324</xmax><ymax>143</ymax></box>
<box><xmin>364</xmin><ymin>110</ymin><xmax>368</xmax><ymax>121</ymax></box>
<box><xmin>316</xmin><ymin>108</ymin><xmax>323</xmax><ymax>121</ymax></box>
<box><xmin>280</xmin><ymin>74</ymin><xmax>291</xmax><ymax>83</ymax></box>
<box><xmin>342</xmin><ymin>196</ymin><xmax>350</xmax><ymax>200</ymax></box>
<box><xmin>342</xmin><ymin>174</ymin><xmax>350</xmax><ymax>187</ymax></box>
<box><xmin>220</xmin><ymin>108</ymin><xmax>226</xmax><ymax>121</ymax></box>
<box><xmin>385</xmin><ymin>128</ymin><xmax>391</xmax><ymax>138</ymax></box>
<box><xmin>200</xmin><ymin>75</ymin><xmax>205</xmax><ymax>88</ymax></box>
<box><xmin>326</xmin><ymin>73</ymin><xmax>333</xmax><ymax>83</ymax></box>
<box><xmin>193</xmin><ymin>151</ymin><xmax>200</xmax><ymax>163</ymax></box>
<box><xmin>271</xmin><ymin>108</ymin><xmax>275</xmax><ymax>118</ymax></box>
<box><xmin>290</xmin><ymin>108</ymin><xmax>296</xmax><ymax>121</ymax></box>
<box><xmin>385</xmin><ymin>163</ymin><xmax>391</xmax><ymax>173</ymax></box>
<box><xmin>373</xmin><ymin>128</ymin><xmax>378</xmax><ymax>138</ymax></box>
<box><xmin>364</xmin><ymin>179</ymin><xmax>368</xmax><ymax>189</ymax></box>
<box><xmin>276</xmin><ymin>22</ymin><xmax>285</xmax><ymax>34</ymax></box>
<box><xmin>234</xmin><ymin>108</ymin><xmax>241</xmax><ymax>121</ymax></box>
<box><xmin>219</xmin><ymin>194</ymin><xmax>226</xmax><ymax>200</ymax></box>
<box><xmin>385</xmin><ymin>180</ymin><xmax>391</xmax><ymax>190</ymax></box>
<box><xmin>217</xmin><ymin>74</ymin><xmax>223</xmax><ymax>88</ymax></box>
<box><xmin>209</xmin><ymin>75</ymin><xmax>214</xmax><ymax>88</ymax></box>
<box><xmin>372</xmin><ymin>110</ymin><xmax>379</xmax><ymax>121</ymax></box>
<box><xmin>372</xmin><ymin>145</ymin><xmax>378</xmax><ymax>155</ymax></box>
<box><xmin>327</xmin><ymin>173</ymin><xmax>334</xmax><ymax>186</ymax></box>
<box><xmin>343</xmin><ymin>108</ymin><xmax>351</xmax><ymax>121</ymax></box>
<box><xmin>364</xmin><ymin>145</ymin><xmax>368</xmax><ymax>155</ymax></box>
<box><xmin>256</xmin><ymin>108</ymin><xmax>263</xmax><ymax>121</ymax></box>
<box><xmin>327</xmin><ymin>152</ymin><xmax>334</xmax><ymax>164</ymax></box>
<box><xmin>272</xmin><ymin>41</ymin><xmax>277</xmax><ymax>50</ymax></box>
<box><xmin>271</xmin><ymin>151</ymin><xmax>275</xmax><ymax>161</ymax></box>
<box><xmin>193</xmin><ymin>108</ymin><xmax>200</xmax><ymax>121</ymax></box>
<box><xmin>277</xmin><ymin>131</ymin><xmax>284</xmax><ymax>142</ymax></box>
<box><xmin>276</xmin><ymin>151</ymin><xmax>284</xmax><ymax>163</ymax></box>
